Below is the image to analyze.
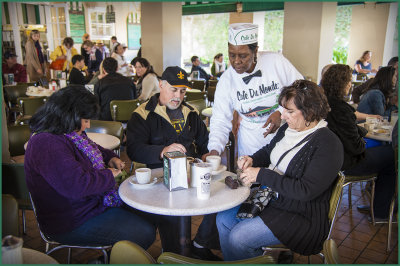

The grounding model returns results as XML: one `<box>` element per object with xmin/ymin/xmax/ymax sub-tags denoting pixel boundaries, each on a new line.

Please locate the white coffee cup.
<box><xmin>191</xmin><ymin>162</ymin><xmax>212</xmax><ymax>188</ymax></box>
<box><xmin>206</xmin><ymin>155</ymin><xmax>221</xmax><ymax>171</ymax></box>
<box><xmin>135</xmin><ymin>168</ymin><xmax>151</xmax><ymax>184</ymax></box>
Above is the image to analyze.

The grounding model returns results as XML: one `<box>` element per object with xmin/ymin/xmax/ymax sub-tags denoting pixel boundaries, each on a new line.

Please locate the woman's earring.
<box><xmin>305</xmin><ymin>121</ymin><xmax>311</xmax><ymax>127</ymax></box>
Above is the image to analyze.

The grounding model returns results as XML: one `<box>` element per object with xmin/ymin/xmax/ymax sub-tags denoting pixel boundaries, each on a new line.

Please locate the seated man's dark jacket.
<box><xmin>326</xmin><ymin>97</ymin><xmax>367</xmax><ymax>171</ymax></box>
<box><xmin>127</xmin><ymin>93</ymin><xmax>209</xmax><ymax>169</ymax></box>
<box><xmin>68</xmin><ymin>67</ymin><xmax>88</xmax><ymax>85</ymax></box>
<box><xmin>94</xmin><ymin>72</ymin><xmax>137</xmax><ymax>121</ymax></box>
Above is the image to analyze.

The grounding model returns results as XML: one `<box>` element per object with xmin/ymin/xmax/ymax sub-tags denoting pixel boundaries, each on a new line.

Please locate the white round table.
<box><xmin>119</xmin><ymin>167</ymin><xmax>249</xmax><ymax>255</ymax></box>
<box><xmin>86</xmin><ymin>132</ymin><xmax>120</xmax><ymax>150</ymax></box>
<box><xmin>26</xmin><ymin>89</ymin><xmax>54</xmax><ymax>97</ymax></box>
<box><xmin>22</xmin><ymin>248</ymin><xmax>59</xmax><ymax>264</ymax></box>
<box><xmin>201</xmin><ymin>107</ymin><xmax>212</xmax><ymax>118</ymax></box>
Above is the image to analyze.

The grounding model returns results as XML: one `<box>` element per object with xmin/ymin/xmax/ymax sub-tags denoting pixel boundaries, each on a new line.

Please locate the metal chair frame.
<box><xmin>29</xmin><ymin>193</ymin><xmax>112</xmax><ymax>264</ymax></box>
<box><xmin>262</xmin><ymin>172</ymin><xmax>345</xmax><ymax>264</ymax></box>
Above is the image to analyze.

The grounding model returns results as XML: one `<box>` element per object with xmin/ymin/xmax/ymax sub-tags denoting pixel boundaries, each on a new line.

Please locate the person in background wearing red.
<box><xmin>2</xmin><ymin>51</ymin><xmax>27</xmax><ymax>82</ymax></box>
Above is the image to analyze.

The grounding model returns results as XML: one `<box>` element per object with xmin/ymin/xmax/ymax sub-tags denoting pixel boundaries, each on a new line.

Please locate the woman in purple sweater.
<box><xmin>25</xmin><ymin>86</ymin><xmax>155</xmax><ymax>248</ymax></box>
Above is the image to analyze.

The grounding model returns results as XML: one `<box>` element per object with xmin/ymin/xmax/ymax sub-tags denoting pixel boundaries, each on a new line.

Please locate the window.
<box><xmin>264</xmin><ymin>10</ymin><xmax>284</xmax><ymax>52</ymax></box>
<box><xmin>88</xmin><ymin>7</ymin><xmax>115</xmax><ymax>40</ymax></box>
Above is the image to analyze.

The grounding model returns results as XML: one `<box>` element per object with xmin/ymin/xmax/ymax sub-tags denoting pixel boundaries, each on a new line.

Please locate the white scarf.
<box><xmin>64</xmin><ymin>45</ymin><xmax>72</xmax><ymax>70</ymax></box>
<box><xmin>214</xmin><ymin>59</ymin><xmax>226</xmax><ymax>74</ymax></box>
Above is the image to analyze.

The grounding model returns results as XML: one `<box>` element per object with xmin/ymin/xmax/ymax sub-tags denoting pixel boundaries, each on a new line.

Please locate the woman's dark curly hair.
<box><xmin>131</xmin><ymin>57</ymin><xmax>160</xmax><ymax>84</ymax></box>
<box><xmin>29</xmin><ymin>85</ymin><xmax>99</xmax><ymax>134</ymax></box>
<box><xmin>368</xmin><ymin>66</ymin><xmax>396</xmax><ymax>99</ymax></box>
<box><xmin>279</xmin><ymin>80</ymin><xmax>330</xmax><ymax>123</ymax></box>
<box><xmin>321</xmin><ymin>64</ymin><xmax>352</xmax><ymax>100</ymax></box>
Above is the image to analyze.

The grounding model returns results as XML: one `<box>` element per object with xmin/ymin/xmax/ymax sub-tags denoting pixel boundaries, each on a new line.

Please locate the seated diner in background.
<box><xmin>2</xmin><ymin>51</ymin><xmax>27</xmax><ymax>83</ymax></box>
<box><xmin>82</xmin><ymin>40</ymin><xmax>103</xmax><ymax>76</ymax></box>
<box><xmin>126</xmin><ymin>66</ymin><xmax>221</xmax><ymax>260</ymax></box>
<box><xmin>94</xmin><ymin>57</ymin><xmax>137</xmax><ymax>121</ymax></box>
<box><xmin>132</xmin><ymin>57</ymin><xmax>160</xmax><ymax>101</ymax></box>
<box><xmin>321</xmin><ymin>64</ymin><xmax>396</xmax><ymax>222</ymax></box>
<box><xmin>49</xmin><ymin>37</ymin><xmax>78</xmax><ymax>73</ymax></box>
<box><xmin>216</xmin><ymin>80</ymin><xmax>344</xmax><ymax>260</ymax></box>
<box><xmin>353</xmin><ymin>50</ymin><xmax>378</xmax><ymax>75</ymax></box>
<box><xmin>356</xmin><ymin>66</ymin><xmax>397</xmax><ymax>117</ymax></box>
<box><xmin>211</xmin><ymin>53</ymin><xmax>226</xmax><ymax>78</ymax></box>
<box><xmin>68</xmin><ymin>55</ymin><xmax>89</xmax><ymax>85</ymax></box>
<box><xmin>24</xmin><ymin>86</ymin><xmax>156</xmax><ymax>248</ymax></box>
<box><xmin>111</xmin><ymin>43</ymin><xmax>132</xmax><ymax>77</ymax></box>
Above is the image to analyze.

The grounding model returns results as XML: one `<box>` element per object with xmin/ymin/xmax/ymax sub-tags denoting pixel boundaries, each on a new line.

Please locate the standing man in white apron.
<box><xmin>203</xmin><ymin>23</ymin><xmax>303</xmax><ymax>159</ymax></box>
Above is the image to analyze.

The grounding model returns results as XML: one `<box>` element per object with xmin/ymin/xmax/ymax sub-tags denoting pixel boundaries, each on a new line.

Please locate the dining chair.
<box><xmin>262</xmin><ymin>172</ymin><xmax>345</xmax><ymax>263</ymax></box>
<box><xmin>342</xmin><ymin>173</ymin><xmax>377</xmax><ymax>225</ymax></box>
<box><xmin>387</xmin><ymin>146</ymin><xmax>398</xmax><ymax>252</ymax></box>
<box><xmin>110</xmin><ymin>240</ymin><xmax>156</xmax><ymax>264</ymax></box>
<box><xmin>110</xmin><ymin>99</ymin><xmax>141</xmax><ymax>122</ymax></box>
<box><xmin>109</xmin><ymin>240</ymin><xmax>275</xmax><ymax>264</ymax></box>
<box><xmin>29</xmin><ymin>193</ymin><xmax>112</xmax><ymax>264</ymax></box>
<box><xmin>190</xmin><ymin>80</ymin><xmax>206</xmax><ymax>91</ymax></box>
<box><xmin>187</xmin><ymin>98</ymin><xmax>208</xmax><ymax>121</ymax></box>
<box><xmin>184</xmin><ymin>91</ymin><xmax>207</xmax><ymax>102</ymax></box>
<box><xmin>15</xmin><ymin>96</ymin><xmax>47</xmax><ymax>125</ymax></box>
<box><xmin>208</xmin><ymin>79</ymin><xmax>218</xmax><ymax>90</ymax></box>
<box><xmin>2</xmin><ymin>194</ymin><xmax>20</xmax><ymax>237</ymax></box>
<box><xmin>206</xmin><ymin>85</ymin><xmax>216</xmax><ymax>106</ymax></box>
<box><xmin>2</xmin><ymin>163</ymin><xmax>32</xmax><ymax>234</ymax></box>
<box><xmin>7</xmin><ymin>124</ymin><xmax>31</xmax><ymax>157</ymax></box>
<box><xmin>4</xmin><ymin>84</ymin><xmax>29</xmax><ymax>122</ymax></box>
<box><xmin>85</xmin><ymin>120</ymin><xmax>124</xmax><ymax>156</ymax></box>
<box><xmin>322</xmin><ymin>239</ymin><xmax>341</xmax><ymax>264</ymax></box>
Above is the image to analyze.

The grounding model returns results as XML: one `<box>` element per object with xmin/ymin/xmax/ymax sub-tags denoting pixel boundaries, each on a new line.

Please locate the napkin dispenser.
<box><xmin>163</xmin><ymin>151</ymin><xmax>188</xmax><ymax>191</ymax></box>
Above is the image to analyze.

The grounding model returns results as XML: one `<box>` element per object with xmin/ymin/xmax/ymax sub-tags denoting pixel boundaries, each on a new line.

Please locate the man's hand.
<box><xmin>36</xmin><ymin>69</ymin><xmax>43</xmax><ymax>75</ymax></box>
<box><xmin>108</xmin><ymin>157</ymin><xmax>125</xmax><ymax>170</ymax></box>
<box><xmin>263</xmin><ymin>111</ymin><xmax>281</xmax><ymax>137</ymax></box>
<box><xmin>237</xmin><ymin>155</ymin><xmax>253</xmax><ymax>170</ymax></box>
<box><xmin>201</xmin><ymin>150</ymin><xmax>219</xmax><ymax>162</ymax></box>
<box><xmin>161</xmin><ymin>143</ymin><xmax>187</xmax><ymax>158</ymax></box>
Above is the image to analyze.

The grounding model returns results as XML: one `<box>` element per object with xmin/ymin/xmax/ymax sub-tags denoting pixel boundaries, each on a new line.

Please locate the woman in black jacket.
<box><xmin>216</xmin><ymin>80</ymin><xmax>343</xmax><ymax>260</ymax></box>
<box><xmin>322</xmin><ymin>64</ymin><xmax>396</xmax><ymax>221</ymax></box>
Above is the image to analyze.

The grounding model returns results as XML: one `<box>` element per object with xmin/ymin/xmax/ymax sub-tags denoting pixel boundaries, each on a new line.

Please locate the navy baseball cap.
<box><xmin>161</xmin><ymin>66</ymin><xmax>192</xmax><ymax>89</ymax></box>
<box><xmin>4</xmin><ymin>51</ymin><xmax>17</xmax><ymax>59</ymax></box>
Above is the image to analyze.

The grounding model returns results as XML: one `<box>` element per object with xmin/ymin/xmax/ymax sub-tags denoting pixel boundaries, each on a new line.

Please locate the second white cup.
<box><xmin>206</xmin><ymin>155</ymin><xmax>221</xmax><ymax>171</ymax></box>
<box><xmin>135</xmin><ymin>168</ymin><xmax>151</xmax><ymax>184</ymax></box>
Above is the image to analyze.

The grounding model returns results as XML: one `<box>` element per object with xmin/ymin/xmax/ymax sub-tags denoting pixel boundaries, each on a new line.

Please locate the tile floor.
<box><xmin>18</xmin><ymin>150</ymin><xmax>398</xmax><ymax>264</ymax></box>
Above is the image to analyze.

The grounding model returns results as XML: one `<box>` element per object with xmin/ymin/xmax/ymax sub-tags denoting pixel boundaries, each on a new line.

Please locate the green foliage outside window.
<box><xmin>264</xmin><ymin>10</ymin><xmax>284</xmax><ymax>52</ymax></box>
<box><xmin>333</xmin><ymin>6</ymin><xmax>352</xmax><ymax>64</ymax></box>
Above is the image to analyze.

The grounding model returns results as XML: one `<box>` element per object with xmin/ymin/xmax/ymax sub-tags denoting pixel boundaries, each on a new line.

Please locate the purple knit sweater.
<box><xmin>24</xmin><ymin>132</ymin><xmax>117</xmax><ymax>235</ymax></box>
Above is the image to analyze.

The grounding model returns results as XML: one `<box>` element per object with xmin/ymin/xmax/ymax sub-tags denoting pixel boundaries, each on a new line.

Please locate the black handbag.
<box><xmin>236</xmin><ymin>129</ymin><xmax>321</xmax><ymax>219</ymax></box>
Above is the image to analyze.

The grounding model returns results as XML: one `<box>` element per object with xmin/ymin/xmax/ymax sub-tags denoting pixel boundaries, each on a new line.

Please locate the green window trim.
<box><xmin>34</xmin><ymin>5</ymin><xmax>40</xmax><ymax>24</ymax></box>
<box><xmin>4</xmin><ymin>2</ymin><xmax>10</xmax><ymax>24</ymax></box>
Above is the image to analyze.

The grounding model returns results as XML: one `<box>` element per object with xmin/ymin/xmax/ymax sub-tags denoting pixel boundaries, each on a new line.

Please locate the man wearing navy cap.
<box><xmin>3</xmin><ymin>51</ymin><xmax>27</xmax><ymax>82</ymax></box>
<box><xmin>127</xmin><ymin>66</ymin><xmax>221</xmax><ymax>260</ymax></box>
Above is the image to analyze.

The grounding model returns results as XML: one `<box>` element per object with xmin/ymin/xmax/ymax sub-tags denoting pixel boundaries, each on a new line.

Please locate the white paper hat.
<box><xmin>228</xmin><ymin>23</ymin><xmax>258</xmax><ymax>45</ymax></box>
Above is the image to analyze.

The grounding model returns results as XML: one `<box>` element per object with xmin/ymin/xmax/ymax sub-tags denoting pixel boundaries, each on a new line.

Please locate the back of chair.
<box><xmin>7</xmin><ymin>124</ymin><xmax>31</xmax><ymax>157</ymax></box>
<box><xmin>2</xmin><ymin>163</ymin><xmax>31</xmax><ymax>210</ymax></box>
<box><xmin>207</xmin><ymin>86</ymin><xmax>216</xmax><ymax>103</ymax></box>
<box><xmin>191</xmin><ymin>80</ymin><xmax>206</xmax><ymax>91</ymax></box>
<box><xmin>323</xmin><ymin>239</ymin><xmax>341</xmax><ymax>264</ymax></box>
<box><xmin>327</xmin><ymin>172</ymin><xmax>345</xmax><ymax>238</ymax></box>
<box><xmin>2</xmin><ymin>194</ymin><xmax>20</xmax><ymax>237</ymax></box>
<box><xmin>17</xmin><ymin>96</ymin><xmax>47</xmax><ymax>116</ymax></box>
<box><xmin>208</xmin><ymin>79</ymin><xmax>218</xmax><ymax>89</ymax></box>
<box><xmin>110</xmin><ymin>99</ymin><xmax>141</xmax><ymax>122</ymax></box>
<box><xmin>110</xmin><ymin>240</ymin><xmax>156</xmax><ymax>264</ymax></box>
<box><xmin>185</xmin><ymin>91</ymin><xmax>207</xmax><ymax>102</ymax></box>
<box><xmin>157</xmin><ymin>251</ymin><xmax>276</xmax><ymax>264</ymax></box>
<box><xmin>4</xmin><ymin>85</ymin><xmax>28</xmax><ymax>106</ymax></box>
<box><xmin>86</xmin><ymin>120</ymin><xmax>124</xmax><ymax>142</ymax></box>
<box><xmin>187</xmin><ymin>99</ymin><xmax>207</xmax><ymax>120</ymax></box>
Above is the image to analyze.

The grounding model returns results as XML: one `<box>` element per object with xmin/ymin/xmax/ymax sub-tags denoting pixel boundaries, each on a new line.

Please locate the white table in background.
<box><xmin>86</xmin><ymin>132</ymin><xmax>120</xmax><ymax>150</ymax></box>
<box><xmin>119</xmin><ymin>167</ymin><xmax>249</xmax><ymax>256</ymax></box>
<box><xmin>201</xmin><ymin>107</ymin><xmax>212</xmax><ymax>118</ymax></box>
<box><xmin>24</xmin><ymin>132</ymin><xmax>120</xmax><ymax>151</ymax></box>
<box><xmin>22</xmin><ymin>248</ymin><xmax>59</xmax><ymax>264</ymax></box>
<box><xmin>358</xmin><ymin>123</ymin><xmax>393</xmax><ymax>142</ymax></box>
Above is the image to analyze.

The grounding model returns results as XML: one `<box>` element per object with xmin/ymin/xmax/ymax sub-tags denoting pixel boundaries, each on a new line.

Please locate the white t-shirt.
<box><xmin>208</xmin><ymin>51</ymin><xmax>303</xmax><ymax>156</ymax></box>
<box><xmin>112</xmin><ymin>53</ymin><xmax>130</xmax><ymax>77</ymax></box>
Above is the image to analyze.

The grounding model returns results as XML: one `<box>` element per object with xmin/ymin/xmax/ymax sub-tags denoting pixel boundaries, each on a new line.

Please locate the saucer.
<box><xmin>129</xmin><ymin>176</ymin><xmax>159</xmax><ymax>189</ymax></box>
<box><xmin>212</xmin><ymin>165</ymin><xmax>227</xmax><ymax>175</ymax></box>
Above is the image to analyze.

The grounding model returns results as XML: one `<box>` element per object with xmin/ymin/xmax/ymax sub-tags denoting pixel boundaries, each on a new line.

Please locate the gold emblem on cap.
<box><xmin>177</xmin><ymin>71</ymin><xmax>184</xmax><ymax>80</ymax></box>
